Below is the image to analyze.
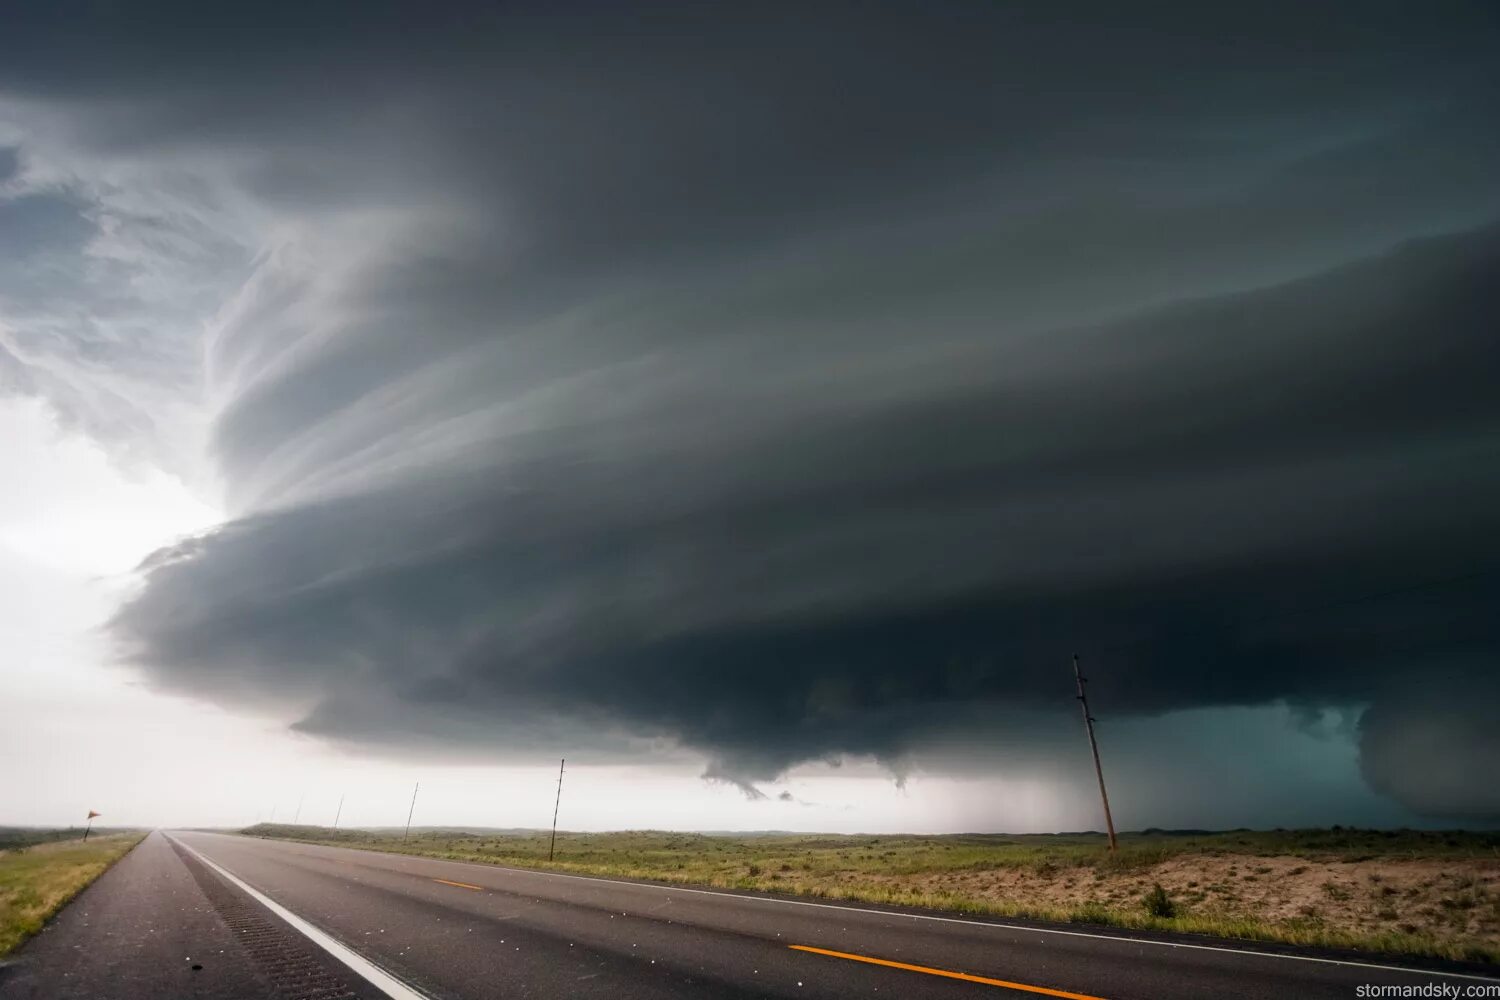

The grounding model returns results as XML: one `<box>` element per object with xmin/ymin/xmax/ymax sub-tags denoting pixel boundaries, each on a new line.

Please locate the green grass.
<box><xmin>0</xmin><ymin>827</ymin><xmax>116</xmax><ymax>851</ymax></box>
<box><xmin>240</xmin><ymin>824</ymin><xmax>1500</xmax><ymax>868</ymax></box>
<box><xmin>240</xmin><ymin>824</ymin><xmax>1500</xmax><ymax>965</ymax></box>
<box><xmin>0</xmin><ymin>834</ymin><xmax>145</xmax><ymax>956</ymax></box>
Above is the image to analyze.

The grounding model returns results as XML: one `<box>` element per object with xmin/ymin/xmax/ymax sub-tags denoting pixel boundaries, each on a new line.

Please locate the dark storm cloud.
<box><xmin>0</xmin><ymin>190</ymin><xmax>173</xmax><ymax>453</ymax></box>
<box><xmin>114</xmin><ymin>224</ymin><xmax>1500</xmax><ymax>812</ymax></box>
<box><xmin>3</xmin><ymin>3</ymin><xmax>1497</xmax><ymax>815</ymax></box>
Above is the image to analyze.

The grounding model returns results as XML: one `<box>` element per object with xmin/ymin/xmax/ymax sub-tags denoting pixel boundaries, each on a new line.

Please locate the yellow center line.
<box><xmin>432</xmin><ymin>878</ymin><xmax>484</xmax><ymax>891</ymax></box>
<box><xmin>788</xmin><ymin>945</ymin><xmax>1107</xmax><ymax>1000</ymax></box>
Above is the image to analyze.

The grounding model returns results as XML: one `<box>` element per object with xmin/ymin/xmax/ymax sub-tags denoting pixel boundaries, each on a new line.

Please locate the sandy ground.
<box><xmin>852</xmin><ymin>854</ymin><xmax>1500</xmax><ymax>944</ymax></box>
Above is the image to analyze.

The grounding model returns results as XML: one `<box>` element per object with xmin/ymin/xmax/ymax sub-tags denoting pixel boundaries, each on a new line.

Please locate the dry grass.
<box><xmin>0</xmin><ymin>834</ymin><xmax>144</xmax><ymax>957</ymax></box>
<box><xmin>241</xmin><ymin>825</ymin><xmax>1500</xmax><ymax>965</ymax></box>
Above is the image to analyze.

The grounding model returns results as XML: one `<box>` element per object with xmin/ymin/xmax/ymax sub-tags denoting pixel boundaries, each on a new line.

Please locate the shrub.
<box><xmin>1143</xmin><ymin>883</ymin><xmax>1176</xmax><ymax>918</ymax></box>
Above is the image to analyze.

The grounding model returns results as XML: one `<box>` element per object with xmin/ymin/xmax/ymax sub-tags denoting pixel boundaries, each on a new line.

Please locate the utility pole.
<box><xmin>404</xmin><ymin>782</ymin><xmax>420</xmax><ymax>842</ymax></box>
<box><xmin>1073</xmin><ymin>654</ymin><xmax>1118</xmax><ymax>852</ymax></box>
<box><xmin>333</xmin><ymin>793</ymin><xmax>344</xmax><ymax>830</ymax></box>
<box><xmin>548</xmin><ymin>758</ymin><xmax>565</xmax><ymax>862</ymax></box>
<box><xmin>294</xmin><ymin>793</ymin><xmax>303</xmax><ymax>826</ymax></box>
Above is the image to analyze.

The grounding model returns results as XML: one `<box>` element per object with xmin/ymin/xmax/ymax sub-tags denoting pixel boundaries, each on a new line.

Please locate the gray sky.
<box><xmin>2</xmin><ymin>2</ymin><xmax>1498</xmax><ymax>832</ymax></box>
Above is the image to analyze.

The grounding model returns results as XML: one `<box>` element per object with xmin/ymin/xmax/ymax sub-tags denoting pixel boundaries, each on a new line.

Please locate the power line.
<box><xmin>1097</xmin><ymin>568</ymin><xmax>1496</xmax><ymax>657</ymax></box>
<box><xmin>988</xmin><ymin>567</ymin><xmax>1498</xmax><ymax>668</ymax></box>
<box><xmin>961</xmin><ymin>568</ymin><xmax>1500</xmax><ymax>701</ymax></box>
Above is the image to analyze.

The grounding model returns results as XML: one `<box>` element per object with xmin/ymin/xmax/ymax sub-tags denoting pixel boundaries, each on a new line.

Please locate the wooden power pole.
<box><xmin>404</xmin><ymin>782</ymin><xmax>420</xmax><ymax>842</ymax></box>
<box><xmin>1073</xmin><ymin>654</ymin><xmax>1118</xmax><ymax>852</ymax></box>
<box><xmin>549</xmin><ymin>759</ymin><xmax>565</xmax><ymax>862</ymax></box>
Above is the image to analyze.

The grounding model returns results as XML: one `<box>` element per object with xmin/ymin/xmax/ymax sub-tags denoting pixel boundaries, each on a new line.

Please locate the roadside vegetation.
<box><xmin>0</xmin><ymin>827</ymin><xmax>110</xmax><ymax>850</ymax></box>
<box><xmin>241</xmin><ymin>824</ymin><xmax>1500</xmax><ymax>964</ymax></box>
<box><xmin>0</xmin><ymin>833</ymin><xmax>144</xmax><ymax>956</ymax></box>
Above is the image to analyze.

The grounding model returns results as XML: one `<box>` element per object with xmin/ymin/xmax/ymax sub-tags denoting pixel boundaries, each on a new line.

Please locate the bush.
<box><xmin>1143</xmin><ymin>883</ymin><xmax>1176</xmax><ymax>918</ymax></box>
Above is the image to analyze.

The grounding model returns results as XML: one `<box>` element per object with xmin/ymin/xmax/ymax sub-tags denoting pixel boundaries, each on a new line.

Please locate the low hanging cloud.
<box><xmin>2</xmin><ymin>4</ymin><xmax>1498</xmax><ymax>816</ymax></box>
<box><xmin>109</xmin><ymin>226</ymin><xmax>1500</xmax><ymax>810</ymax></box>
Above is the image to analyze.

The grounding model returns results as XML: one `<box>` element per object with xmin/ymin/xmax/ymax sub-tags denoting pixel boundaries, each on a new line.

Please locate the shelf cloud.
<box><xmin>3</xmin><ymin>2</ymin><xmax>1497</xmax><ymax>817</ymax></box>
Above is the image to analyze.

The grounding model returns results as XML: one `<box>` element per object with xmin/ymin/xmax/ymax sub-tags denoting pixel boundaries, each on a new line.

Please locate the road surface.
<box><xmin>2</xmin><ymin>831</ymin><xmax>1496</xmax><ymax>999</ymax></box>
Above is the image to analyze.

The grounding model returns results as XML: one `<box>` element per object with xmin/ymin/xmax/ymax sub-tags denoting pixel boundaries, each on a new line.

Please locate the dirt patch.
<box><xmin>851</xmin><ymin>854</ymin><xmax>1500</xmax><ymax>945</ymax></box>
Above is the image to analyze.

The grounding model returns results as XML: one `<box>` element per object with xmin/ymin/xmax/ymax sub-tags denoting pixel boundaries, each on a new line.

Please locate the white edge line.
<box><xmin>191</xmin><ymin>832</ymin><xmax>1500</xmax><ymax>986</ymax></box>
<box><xmin>169</xmin><ymin>835</ymin><xmax>431</xmax><ymax>1000</ymax></box>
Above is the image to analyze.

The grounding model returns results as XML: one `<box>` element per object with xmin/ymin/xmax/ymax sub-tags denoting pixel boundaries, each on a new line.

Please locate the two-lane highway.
<box><xmin>171</xmin><ymin>832</ymin><xmax>1500</xmax><ymax>999</ymax></box>
<box><xmin>5</xmin><ymin>831</ymin><xmax>1497</xmax><ymax>999</ymax></box>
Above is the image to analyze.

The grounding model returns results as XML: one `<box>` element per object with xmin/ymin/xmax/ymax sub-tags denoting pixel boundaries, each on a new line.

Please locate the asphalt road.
<box><xmin>3</xmin><ymin>831</ymin><xmax>1497</xmax><ymax>1000</ymax></box>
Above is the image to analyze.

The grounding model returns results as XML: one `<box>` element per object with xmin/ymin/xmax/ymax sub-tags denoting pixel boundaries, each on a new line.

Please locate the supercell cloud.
<box><xmin>2</xmin><ymin>4</ymin><xmax>1498</xmax><ymax>816</ymax></box>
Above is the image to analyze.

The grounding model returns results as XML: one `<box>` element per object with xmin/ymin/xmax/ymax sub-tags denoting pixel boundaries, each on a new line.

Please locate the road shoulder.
<box><xmin>0</xmin><ymin>830</ymin><xmax>367</xmax><ymax>1000</ymax></box>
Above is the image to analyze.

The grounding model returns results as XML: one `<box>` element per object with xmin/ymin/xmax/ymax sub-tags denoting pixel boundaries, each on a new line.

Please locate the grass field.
<box><xmin>0</xmin><ymin>827</ymin><xmax>114</xmax><ymax>851</ymax></box>
<box><xmin>0</xmin><ymin>833</ymin><xmax>144</xmax><ymax>957</ymax></box>
<box><xmin>241</xmin><ymin>824</ymin><xmax>1500</xmax><ymax>964</ymax></box>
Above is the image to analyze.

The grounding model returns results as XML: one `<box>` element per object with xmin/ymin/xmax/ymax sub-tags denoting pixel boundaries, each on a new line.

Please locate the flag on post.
<box><xmin>87</xmin><ymin>810</ymin><xmax>100</xmax><ymax>819</ymax></box>
<box><xmin>83</xmin><ymin>810</ymin><xmax>99</xmax><ymax>841</ymax></box>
